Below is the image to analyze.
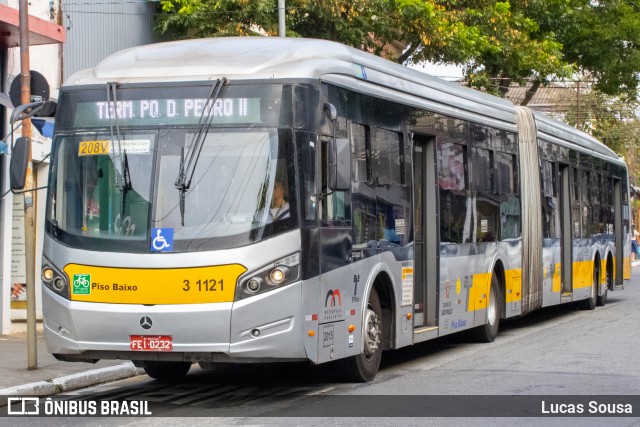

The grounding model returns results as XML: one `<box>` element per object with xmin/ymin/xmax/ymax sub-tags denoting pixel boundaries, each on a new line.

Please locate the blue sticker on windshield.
<box><xmin>151</xmin><ymin>228</ymin><xmax>173</xmax><ymax>252</ymax></box>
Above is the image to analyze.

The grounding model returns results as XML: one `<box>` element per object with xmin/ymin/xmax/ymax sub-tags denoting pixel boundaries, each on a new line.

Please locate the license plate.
<box><xmin>130</xmin><ymin>335</ymin><xmax>173</xmax><ymax>351</ymax></box>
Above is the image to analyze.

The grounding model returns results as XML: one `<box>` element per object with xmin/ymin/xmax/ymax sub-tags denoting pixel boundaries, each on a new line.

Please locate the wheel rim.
<box><xmin>487</xmin><ymin>284</ymin><xmax>497</xmax><ymax>327</ymax></box>
<box><xmin>363</xmin><ymin>305</ymin><xmax>380</xmax><ymax>360</ymax></box>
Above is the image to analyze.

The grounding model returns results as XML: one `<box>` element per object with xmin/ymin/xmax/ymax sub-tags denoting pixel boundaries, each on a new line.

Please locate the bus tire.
<box><xmin>580</xmin><ymin>265</ymin><xmax>598</xmax><ymax>310</ymax></box>
<box><xmin>340</xmin><ymin>287</ymin><xmax>382</xmax><ymax>382</ymax></box>
<box><xmin>597</xmin><ymin>263</ymin><xmax>611</xmax><ymax>307</ymax></box>
<box><xmin>142</xmin><ymin>361</ymin><xmax>191</xmax><ymax>382</ymax></box>
<box><xmin>468</xmin><ymin>273</ymin><xmax>501</xmax><ymax>343</ymax></box>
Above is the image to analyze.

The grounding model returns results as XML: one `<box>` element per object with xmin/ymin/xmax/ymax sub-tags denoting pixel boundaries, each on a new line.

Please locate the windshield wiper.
<box><xmin>106</xmin><ymin>82</ymin><xmax>132</xmax><ymax>217</ymax></box>
<box><xmin>121</xmin><ymin>150</ymin><xmax>132</xmax><ymax>215</ymax></box>
<box><xmin>175</xmin><ymin>77</ymin><xmax>227</xmax><ymax>225</ymax></box>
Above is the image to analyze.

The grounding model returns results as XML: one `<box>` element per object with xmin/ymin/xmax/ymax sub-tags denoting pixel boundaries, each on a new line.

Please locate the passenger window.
<box><xmin>473</xmin><ymin>147</ymin><xmax>493</xmax><ymax>193</ymax></box>
<box><xmin>373</xmin><ymin>128</ymin><xmax>403</xmax><ymax>185</ymax></box>
<box><xmin>439</xmin><ymin>142</ymin><xmax>468</xmax><ymax>243</ymax></box>
<box><xmin>351</xmin><ymin>123</ymin><xmax>370</xmax><ymax>183</ymax></box>
<box><xmin>496</xmin><ymin>152</ymin><xmax>517</xmax><ymax>195</ymax></box>
<box><xmin>321</xmin><ymin>139</ymin><xmax>350</xmax><ymax>223</ymax></box>
<box><xmin>438</xmin><ymin>142</ymin><xmax>466</xmax><ymax>191</ymax></box>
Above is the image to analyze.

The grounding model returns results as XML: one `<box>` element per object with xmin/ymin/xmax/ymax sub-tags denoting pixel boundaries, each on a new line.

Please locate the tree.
<box><xmin>557</xmin><ymin>81</ymin><xmax>640</xmax><ymax>199</ymax></box>
<box><xmin>563</xmin><ymin>85</ymin><xmax>640</xmax><ymax>156</ymax></box>
<box><xmin>155</xmin><ymin>1</ymin><xmax>640</xmax><ymax>102</ymax></box>
<box><xmin>554</xmin><ymin>0</ymin><xmax>640</xmax><ymax>98</ymax></box>
<box><xmin>458</xmin><ymin>0</ymin><xmax>572</xmax><ymax>99</ymax></box>
<box><xmin>155</xmin><ymin>0</ymin><xmax>571</xmax><ymax>99</ymax></box>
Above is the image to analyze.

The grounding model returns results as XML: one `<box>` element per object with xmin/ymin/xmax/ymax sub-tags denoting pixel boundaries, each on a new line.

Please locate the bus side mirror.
<box><xmin>328</xmin><ymin>137</ymin><xmax>350</xmax><ymax>191</ymax></box>
<box><xmin>10</xmin><ymin>137</ymin><xmax>30</xmax><ymax>190</ymax></box>
<box><xmin>324</xmin><ymin>102</ymin><xmax>337</xmax><ymax>121</ymax></box>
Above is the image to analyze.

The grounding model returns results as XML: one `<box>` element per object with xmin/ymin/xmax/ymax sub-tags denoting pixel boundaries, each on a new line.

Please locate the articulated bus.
<box><xmin>37</xmin><ymin>38</ymin><xmax>630</xmax><ymax>382</ymax></box>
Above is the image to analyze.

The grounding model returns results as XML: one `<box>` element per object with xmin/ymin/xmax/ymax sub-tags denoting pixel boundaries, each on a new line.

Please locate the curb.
<box><xmin>0</xmin><ymin>362</ymin><xmax>145</xmax><ymax>401</ymax></box>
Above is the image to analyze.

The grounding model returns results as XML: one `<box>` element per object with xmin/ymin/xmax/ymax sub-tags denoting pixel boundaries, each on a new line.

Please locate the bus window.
<box><xmin>474</xmin><ymin>147</ymin><xmax>498</xmax><ymax>242</ymax></box>
<box><xmin>321</xmin><ymin>138</ymin><xmax>350</xmax><ymax>224</ymax></box>
<box><xmin>438</xmin><ymin>142</ymin><xmax>466</xmax><ymax>191</ymax></box>
<box><xmin>351</xmin><ymin>123</ymin><xmax>374</xmax><ymax>244</ymax></box>
<box><xmin>351</xmin><ymin>123</ymin><xmax>370</xmax><ymax>183</ymax></box>
<box><xmin>473</xmin><ymin>147</ymin><xmax>493</xmax><ymax>193</ymax></box>
<box><xmin>47</xmin><ymin>134</ymin><xmax>154</xmax><ymax>243</ymax></box>
<box><xmin>573</xmin><ymin>167</ymin><xmax>579</xmax><ymax>202</ymax></box>
<box><xmin>296</xmin><ymin>131</ymin><xmax>317</xmax><ymax>222</ymax></box>
<box><xmin>496</xmin><ymin>152</ymin><xmax>516</xmax><ymax>195</ymax></box>
<box><xmin>496</xmin><ymin>152</ymin><xmax>521</xmax><ymax>240</ymax></box>
<box><xmin>439</xmin><ymin>141</ymin><xmax>469</xmax><ymax>243</ymax></box>
<box><xmin>582</xmin><ymin>170</ymin><xmax>591</xmax><ymax>237</ymax></box>
<box><xmin>542</xmin><ymin>161</ymin><xmax>554</xmax><ymax>198</ymax></box>
<box><xmin>373</xmin><ymin>128</ymin><xmax>402</xmax><ymax>186</ymax></box>
<box><xmin>542</xmin><ymin>161</ymin><xmax>560</xmax><ymax>239</ymax></box>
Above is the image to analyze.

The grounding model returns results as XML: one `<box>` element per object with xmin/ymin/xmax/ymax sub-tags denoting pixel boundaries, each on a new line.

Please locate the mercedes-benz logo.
<box><xmin>140</xmin><ymin>316</ymin><xmax>153</xmax><ymax>330</ymax></box>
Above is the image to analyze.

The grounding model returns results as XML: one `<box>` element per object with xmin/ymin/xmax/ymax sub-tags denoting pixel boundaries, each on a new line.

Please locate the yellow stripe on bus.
<box><xmin>467</xmin><ymin>272</ymin><xmax>492</xmax><ymax>312</ymax></box>
<box><xmin>552</xmin><ymin>263</ymin><xmax>561</xmax><ymax>293</ymax></box>
<box><xmin>623</xmin><ymin>256</ymin><xmax>631</xmax><ymax>280</ymax></box>
<box><xmin>505</xmin><ymin>269</ymin><xmax>522</xmax><ymax>303</ymax></box>
<box><xmin>572</xmin><ymin>260</ymin><xmax>594</xmax><ymax>289</ymax></box>
<box><xmin>64</xmin><ymin>264</ymin><xmax>247</xmax><ymax>304</ymax></box>
<box><xmin>465</xmin><ymin>253</ymin><xmax>626</xmax><ymax>312</ymax></box>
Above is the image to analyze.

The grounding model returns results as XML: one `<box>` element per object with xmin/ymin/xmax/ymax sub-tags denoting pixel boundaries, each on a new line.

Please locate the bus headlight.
<box><xmin>246</xmin><ymin>278</ymin><xmax>262</xmax><ymax>294</ymax></box>
<box><xmin>53</xmin><ymin>277</ymin><xmax>66</xmax><ymax>291</ymax></box>
<box><xmin>238</xmin><ymin>253</ymin><xmax>300</xmax><ymax>300</ymax></box>
<box><xmin>269</xmin><ymin>266</ymin><xmax>288</xmax><ymax>285</ymax></box>
<box><xmin>42</xmin><ymin>267</ymin><xmax>55</xmax><ymax>282</ymax></box>
<box><xmin>41</xmin><ymin>258</ymin><xmax>70</xmax><ymax>299</ymax></box>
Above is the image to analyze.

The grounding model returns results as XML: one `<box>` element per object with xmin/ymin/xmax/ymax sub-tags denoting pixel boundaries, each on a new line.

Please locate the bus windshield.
<box><xmin>46</xmin><ymin>83</ymin><xmax>298</xmax><ymax>253</ymax></box>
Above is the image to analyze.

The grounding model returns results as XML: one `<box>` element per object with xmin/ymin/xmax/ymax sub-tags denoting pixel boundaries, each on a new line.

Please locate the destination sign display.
<box><xmin>74</xmin><ymin>97</ymin><xmax>261</xmax><ymax>127</ymax></box>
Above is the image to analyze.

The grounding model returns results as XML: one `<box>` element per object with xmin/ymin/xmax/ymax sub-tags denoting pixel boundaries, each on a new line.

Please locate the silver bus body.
<box><xmin>42</xmin><ymin>38</ymin><xmax>630</xmax><ymax>380</ymax></box>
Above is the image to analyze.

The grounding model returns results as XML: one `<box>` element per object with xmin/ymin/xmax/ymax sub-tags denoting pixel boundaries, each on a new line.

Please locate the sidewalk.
<box><xmin>0</xmin><ymin>326</ymin><xmax>144</xmax><ymax>397</ymax></box>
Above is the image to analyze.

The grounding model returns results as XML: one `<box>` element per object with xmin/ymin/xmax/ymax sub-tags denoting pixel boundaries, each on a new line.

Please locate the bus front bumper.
<box><xmin>42</xmin><ymin>281</ymin><xmax>309</xmax><ymax>363</ymax></box>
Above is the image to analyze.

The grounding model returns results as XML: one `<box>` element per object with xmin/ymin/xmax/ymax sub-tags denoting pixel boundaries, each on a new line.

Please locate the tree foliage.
<box><xmin>156</xmin><ymin>0</ymin><xmax>640</xmax><ymax>101</ymax></box>
<box><xmin>556</xmin><ymin>0</ymin><xmax>640</xmax><ymax>97</ymax></box>
<box><xmin>564</xmin><ymin>86</ymin><xmax>640</xmax><ymax>157</ymax></box>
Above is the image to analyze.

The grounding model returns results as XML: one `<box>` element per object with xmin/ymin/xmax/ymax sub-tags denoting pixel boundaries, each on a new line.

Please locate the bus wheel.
<box><xmin>468</xmin><ymin>274</ymin><xmax>501</xmax><ymax>343</ymax></box>
<box><xmin>340</xmin><ymin>287</ymin><xmax>382</xmax><ymax>382</ymax></box>
<box><xmin>580</xmin><ymin>265</ymin><xmax>598</xmax><ymax>310</ymax></box>
<box><xmin>597</xmin><ymin>264</ymin><xmax>610</xmax><ymax>307</ymax></box>
<box><xmin>142</xmin><ymin>361</ymin><xmax>191</xmax><ymax>382</ymax></box>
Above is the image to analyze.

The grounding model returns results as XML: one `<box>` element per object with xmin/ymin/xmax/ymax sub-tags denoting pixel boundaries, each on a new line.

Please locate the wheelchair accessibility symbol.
<box><xmin>151</xmin><ymin>228</ymin><xmax>174</xmax><ymax>252</ymax></box>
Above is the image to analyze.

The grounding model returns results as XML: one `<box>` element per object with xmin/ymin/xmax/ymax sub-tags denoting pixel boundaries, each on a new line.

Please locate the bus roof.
<box><xmin>533</xmin><ymin>110</ymin><xmax>620</xmax><ymax>160</ymax></box>
<box><xmin>65</xmin><ymin>37</ymin><xmax>515</xmax><ymax>126</ymax></box>
<box><xmin>65</xmin><ymin>37</ymin><xmax>621</xmax><ymax>162</ymax></box>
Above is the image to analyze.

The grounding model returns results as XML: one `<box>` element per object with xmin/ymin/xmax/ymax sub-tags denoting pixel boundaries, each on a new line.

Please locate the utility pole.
<box><xmin>278</xmin><ymin>0</ymin><xmax>285</xmax><ymax>37</ymax></box>
<box><xmin>576</xmin><ymin>79</ymin><xmax>581</xmax><ymax>129</ymax></box>
<box><xmin>19</xmin><ymin>0</ymin><xmax>37</xmax><ymax>370</ymax></box>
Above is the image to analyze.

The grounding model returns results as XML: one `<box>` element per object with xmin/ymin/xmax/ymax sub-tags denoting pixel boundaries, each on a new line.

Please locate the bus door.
<box><xmin>613</xmin><ymin>178</ymin><xmax>624</xmax><ymax>286</ymax></box>
<box><xmin>412</xmin><ymin>134</ymin><xmax>439</xmax><ymax>329</ymax></box>
<box><xmin>559</xmin><ymin>164</ymin><xmax>573</xmax><ymax>295</ymax></box>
